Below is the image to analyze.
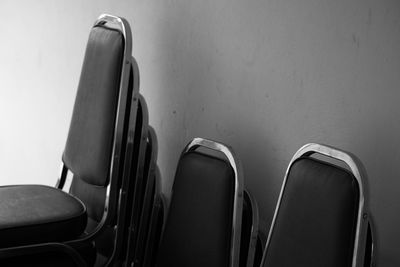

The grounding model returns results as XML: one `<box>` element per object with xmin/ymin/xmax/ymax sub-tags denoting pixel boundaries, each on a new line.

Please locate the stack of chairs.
<box><xmin>0</xmin><ymin>14</ymin><xmax>140</xmax><ymax>266</ymax></box>
<box><xmin>122</xmin><ymin>116</ymin><xmax>166</xmax><ymax>267</ymax></box>
<box><xmin>0</xmin><ymin>14</ymin><xmax>165</xmax><ymax>266</ymax></box>
<box><xmin>0</xmin><ymin>14</ymin><xmax>376</xmax><ymax>267</ymax></box>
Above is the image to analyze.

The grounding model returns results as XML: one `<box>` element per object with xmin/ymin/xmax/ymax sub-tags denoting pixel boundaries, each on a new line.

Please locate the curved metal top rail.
<box><xmin>291</xmin><ymin>143</ymin><xmax>365</xmax><ymax>193</ymax></box>
<box><xmin>94</xmin><ymin>14</ymin><xmax>132</xmax><ymax>59</ymax></box>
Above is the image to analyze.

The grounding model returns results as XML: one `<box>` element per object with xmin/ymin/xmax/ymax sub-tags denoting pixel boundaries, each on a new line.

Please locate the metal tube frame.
<box><xmin>130</xmin><ymin>125</ymin><xmax>159</xmax><ymax>266</ymax></box>
<box><xmin>183</xmin><ymin>137</ymin><xmax>243</xmax><ymax>267</ymax></box>
<box><xmin>243</xmin><ymin>189</ymin><xmax>259</xmax><ymax>267</ymax></box>
<box><xmin>110</xmin><ymin>93</ymin><xmax>149</xmax><ymax>266</ymax></box>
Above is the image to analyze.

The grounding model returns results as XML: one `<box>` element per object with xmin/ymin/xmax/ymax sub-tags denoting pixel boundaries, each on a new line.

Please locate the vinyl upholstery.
<box><xmin>0</xmin><ymin>185</ymin><xmax>86</xmax><ymax>247</ymax></box>
<box><xmin>263</xmin><ymin>157</ymin><xmax>360</xmax><ymax>267</ymax></box>
<box><xmin>156</xmin><ymin>152</ymin><xmax>235</xmax><ymax>267</ymax></box>
<box><xmin>63</xmin><ymin>25</ymin><xmax>124</xmax><ymax>187</ymax></box>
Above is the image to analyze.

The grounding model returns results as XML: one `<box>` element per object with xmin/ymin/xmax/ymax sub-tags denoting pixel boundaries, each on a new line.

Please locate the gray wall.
<box><xmin>1</xmin><ymin>0</ymin><xmax>399</xmax><ymax>265</ymax></box>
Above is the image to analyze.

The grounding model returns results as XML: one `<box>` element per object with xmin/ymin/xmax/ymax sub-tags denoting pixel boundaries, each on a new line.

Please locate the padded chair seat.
<box><xmin>0</xmin><ymin>185</ymin><xmax>87</xmax><ymax>248</ymax></box>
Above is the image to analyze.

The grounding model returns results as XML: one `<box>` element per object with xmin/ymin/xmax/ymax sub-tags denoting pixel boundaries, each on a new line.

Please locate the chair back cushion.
<box><xmin>263</xmin><ymin>157</ymin><xmax>359</xmax><ymax>267</ymax></box>
<box><xmin>63</xmin><ymin>25</ymin><xmax>124</xmax><ymax>187</ymax></box>
<box><xmin>156</xmin><ymin>151</ymin><xmax>235</xmax><ymax>267</ymax></box>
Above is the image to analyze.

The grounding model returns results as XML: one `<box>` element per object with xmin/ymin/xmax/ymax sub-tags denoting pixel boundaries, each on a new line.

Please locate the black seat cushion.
<box><xmin>156</xmin><ymin>152</ymin><xmax>235</xmax><ymax>267</ymax></box>
<box><xmin>0</xmin><ymin>185</ymin><xmax>87</xmax><ymax>248</ymax></box>
<box><xmin>263</xmin><ymin>157</ymin><xmax>359</xmax><ymax>267</ymax></box>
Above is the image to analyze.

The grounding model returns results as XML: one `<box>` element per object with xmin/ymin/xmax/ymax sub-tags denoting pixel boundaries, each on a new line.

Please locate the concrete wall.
<box><xmin>1</xmin><ymin>0</ymin><xmax>399</xmax><ymax>265</ymax></box>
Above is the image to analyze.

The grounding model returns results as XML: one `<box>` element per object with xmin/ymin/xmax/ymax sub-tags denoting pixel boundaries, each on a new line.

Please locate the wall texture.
<box><xmin>1</xmin><ymin>0</ymin><xmax>399</xmax><ymax>265</ymax></box>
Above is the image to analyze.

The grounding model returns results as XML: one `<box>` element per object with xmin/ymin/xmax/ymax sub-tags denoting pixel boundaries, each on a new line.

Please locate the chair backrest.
<box><xmin>61</xmin><ymin>14</ymin><xmax>135</xmax><ymax>237</ymax></box>
<box><xmin>156</xmin><ymin>138</ymin><xmax>243</xmax><ymax>267</ymax></box>
<box><xmin>240</xmin><ymin>190</ymin><xmax>259</xmax><ymax>267</ymax></box>
<box><xmin>261</xmin><ymin>143</ymin><xmax>372</xmax><ymax>267</ymax></box>
<box><xmin>108</xmin><ymin>93</ymin><xmax>149</xmax><ymax>265</ymax></box>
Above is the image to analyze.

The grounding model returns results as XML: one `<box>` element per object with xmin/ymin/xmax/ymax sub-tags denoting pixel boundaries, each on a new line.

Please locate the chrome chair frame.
<box><xmin>142</xmin><ymin>167</ymin><xmax>165</xmax><ymax>267</ymax></box>
<box><xmin>242</xmin><ymin>190</ymin><xmax>259</xmax><ymax>267</ymax></box>
<box><xmin>261</xmin><ymin>143</ymin><xmax>374</xmax><ymax>267</ymax></box>
<box><xmin>126</xmin><ymin>126</ymin><xmax>159</xmax><ymax>266</ymax></box>
<box><xmin>364</xmin><ymin>218</ymin><xmax>376</xmax><ymax>267</ymax></box>
<box><xmin>124</xmin><ymin>96</ymin><xmax>152</xmax><ymax>259</ymax></box>
<box><xmin>182</xmin><ymin>138</ymin><xmax>244</xmax><ymax>267</ymax></box>
<box><xmin>109</xmin><ymin>93</ymin><xmax>149</xmax><ymax>266</ymax></box>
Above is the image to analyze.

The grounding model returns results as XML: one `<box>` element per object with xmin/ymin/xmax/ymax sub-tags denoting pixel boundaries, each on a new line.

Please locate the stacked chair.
<box><xmin>0</xmin><ymin>14</ymin><xmax>376</xmax><ymax>267</ymax></box>
<box><xmin>260</xmin><ymin>143</ymin><xmax>375</xmax><ymax>267</ymax></box>
<box><xmin>0</xmin><ymin>14</ymin><xmax>164</xmax><ymax>266</ymax></box>
<box><xmin>155</xmin><ymin>138</ymin><xmax>244</xmax><ymax>267</ymax></box>
<box><xmin>132</xmin><ymin>137</ymin><xmax>262</xmax><ymax>267</ymax></box>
